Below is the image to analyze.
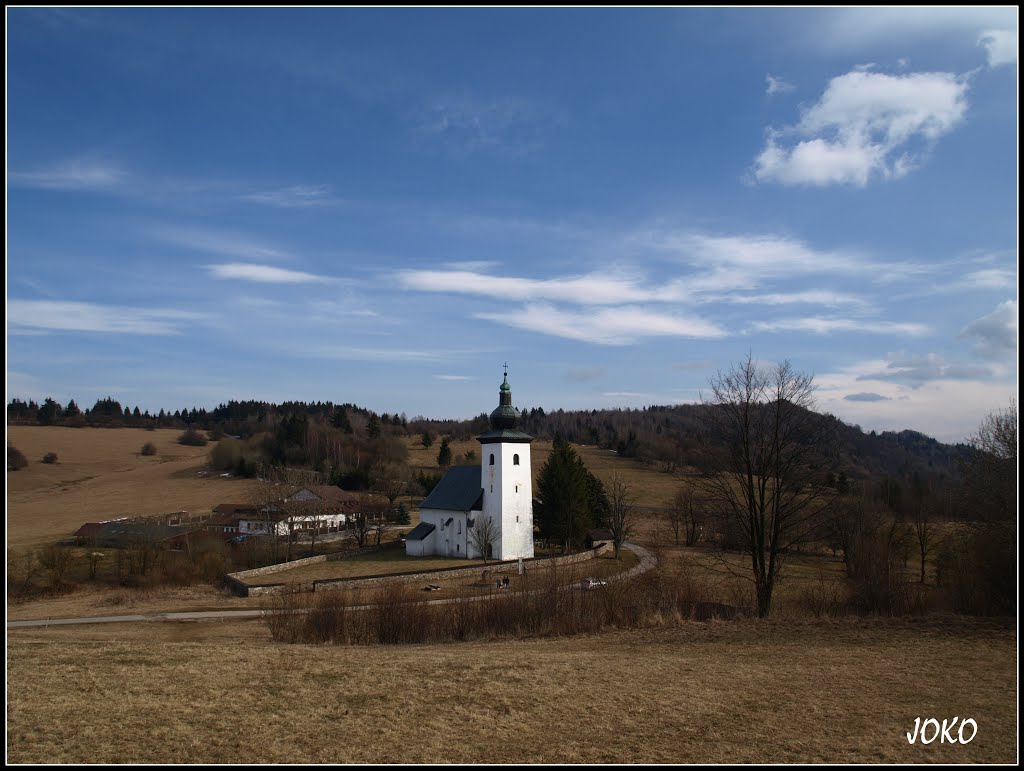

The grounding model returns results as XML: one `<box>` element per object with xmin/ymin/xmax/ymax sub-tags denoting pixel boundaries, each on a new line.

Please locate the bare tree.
<box><xmin>375</xmin><ymin>467</ymin><xmax>409</xmax><ymax>507</ymax></box>
<box><xmin>670</xmin><ymin>480</ymin><xmax>703</xmax><ymax>546</ymax></box>
<box><xmin>962</xmin><ymin>399</ymin><xmax>1017</xmax><ymax>526</ymax></box>
<box><xmin>351</xmin><ymin>511</ymin><xmax>372</xmax><ymax>549</ymax></box>
<box><xmin>695</xmin><ymin>354</ymin><xmax>836</xmax><ymax>617</ymax></box>
<box><xmin>606</xmin><ymin>473</ymin><xmax>636</xmax><ymax>559</ymax></box>
<box><xmin>469</xmin><ymin>514</ymin><xmax>499</xmax><ymax>562</ymax></box>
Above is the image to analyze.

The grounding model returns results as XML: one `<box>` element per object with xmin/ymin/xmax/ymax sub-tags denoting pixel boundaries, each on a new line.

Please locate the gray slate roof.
<box><xmin>419</xmin><ymin>465</ymin><xmax>484</xmax><ymax>512</ymax></box>
<box><xmin>405</xmin><ymin>521</ymin><xmax>436</xmax><ymax>542</ymax></box>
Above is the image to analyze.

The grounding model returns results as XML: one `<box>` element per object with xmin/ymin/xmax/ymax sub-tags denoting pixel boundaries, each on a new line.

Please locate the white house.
<box><xmin>406</xmin><ymin>368</ymin><xmax>534</xmax><ymax>561</ymax></box>
<box><xmin>221</xmin><ymin>486</ymin><xmax>360</xmax><ymax>537</ymax></box>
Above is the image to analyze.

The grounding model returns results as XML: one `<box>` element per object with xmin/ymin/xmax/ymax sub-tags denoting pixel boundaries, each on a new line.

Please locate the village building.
<box><xmin>406</xmin><ymin>368</ymin><xmax>534</xmax><ymax>561</ymax></box>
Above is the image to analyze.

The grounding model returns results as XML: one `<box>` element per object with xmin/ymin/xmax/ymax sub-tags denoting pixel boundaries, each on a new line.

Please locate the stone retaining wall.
<box><xmin>235</xmin><ymin>542</ymin><xmax>613</xmax><ymax>597</ymax></box>
<box><xmin>224</xmin><ymin>543</ymin><xmax>397</xmax><ymax>596</ymax></box>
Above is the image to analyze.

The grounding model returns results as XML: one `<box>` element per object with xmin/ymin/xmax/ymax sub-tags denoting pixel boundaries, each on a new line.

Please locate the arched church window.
<box><xmin>513</xmin><ymin>454</ymin><xmax>520</xmax><ymax>465</ymax></box>
<box><xmin>489</xmin><ymin>454</ymin><xmax>495</xmax><ymax>465</ymax></box>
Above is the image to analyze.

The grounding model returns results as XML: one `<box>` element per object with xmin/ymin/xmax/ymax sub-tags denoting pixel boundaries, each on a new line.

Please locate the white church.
<box><xmin>405</xmin><ymin>368</ymin><xmax>534</xmax><ymax>561</ymax></box>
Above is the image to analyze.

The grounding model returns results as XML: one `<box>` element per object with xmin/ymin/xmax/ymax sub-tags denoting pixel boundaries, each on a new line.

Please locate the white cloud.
<box><xmin>960</xmin><ymin>300</ymin><xmax>1017</xmax><ymax>359</ymax></box>
<box><xmin>238</xmin><ymin>184</ymin><xmax>344</xmax><ymax>208</ymax></box>
<box><xmin>751</xmin><ymin>317</ymin><xmax>930</xmax><ymax>336</ymax></box>
<box><xmin>434</xmin><ymin>374</ymin><xmax>476</xmax><ymax>381</ymax></box>
<box><xmin>8</xmin><ymin>299</ymin><xmax>206</xmax><ymax>336</ymax></box>
<box><xmin>287</xmin><ymin>343</ymin><xmax>448</xmax><ymax>363</ymax></box>
<box><xmin>754</xmin><ymin>69</ymin><xmax>970</xmax><ymax>186</ymax></box>
<box><xmin>979</xmin><ymin>28</ymin><xmax>1018</xmax><ymax>67</ymax></box>
<box><xmin>154</xmin><ymin>226</ymin><xmax>293</xmax><ymax>261</ymax></box>
<box><xmin>603</xmin><ymin>392</ymin><xmax>652</xmax><ymax>398</ymax></box>
<box><xmin>418</xmin><ymin>94</ymin><xmax>544</xmax><ymax>155</ymax></box>
<box><xmin>710</xmin><ymin>289</ymin><xmax>869</xmax><ymax>308</ymax></box>
<box><xmin>766</xmin><ymin>74</ymin><xmax>795</xmax><ymax>96</ymax></box>
<box><xmin>205</xmin><ymin>263</ymin><xmax>329</xmax><ymax>284</ymax></box>
<box><xmin>9</xmin><ymin>159</ymin><xmax>128</xmax><ymax>191</ymax></box>
<box><xmin>475</xmin><ymin>303</ymin><xmax>727</xmax><ymax>346</ymax></box>
<box><xmin>396</xmin><ymin>268</ymin><xmax>690</xmax><ymax>305</ymax></box>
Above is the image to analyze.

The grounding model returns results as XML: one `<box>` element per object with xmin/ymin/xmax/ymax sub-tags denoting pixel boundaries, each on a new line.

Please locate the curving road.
<box><xmin>7</xmin><ymin>542</ymin><xmax>657</xmax><ymax>629</ymax></box>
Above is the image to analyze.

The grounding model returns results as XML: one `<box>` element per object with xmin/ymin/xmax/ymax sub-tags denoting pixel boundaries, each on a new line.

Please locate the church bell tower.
<box><xmin>476</xmin><ymin>366</ymin><xmax>534</xmax><ymax>560</ymax></box>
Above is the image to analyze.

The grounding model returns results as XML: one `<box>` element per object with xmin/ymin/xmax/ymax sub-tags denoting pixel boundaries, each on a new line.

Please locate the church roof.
<box><xmin>419</xmin><ymin>465</ymin><xmax>484</xmax><ymax>512</ymax></box>
<box><xmin>405</xmin><ymin>521</ymin><xmax>436</xmax><ymax>542</ymax></box>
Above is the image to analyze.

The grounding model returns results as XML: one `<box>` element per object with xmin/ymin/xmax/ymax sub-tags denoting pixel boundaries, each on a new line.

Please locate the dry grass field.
<box><xmin>6</xmin><ymin>426</ymin><xmax>264</xmax><ymax>552</ymax></box>
<box><xmin>6</xmin><ymin>616</ymin><xmax>1016</xmax><ymax>763</ymax></box>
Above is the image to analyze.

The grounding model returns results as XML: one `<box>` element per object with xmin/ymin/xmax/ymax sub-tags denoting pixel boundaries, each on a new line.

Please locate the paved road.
<box><xmin>7</xmin><ymin>542</ymin><xmax>657</xmax><ymax>629</ymax></box>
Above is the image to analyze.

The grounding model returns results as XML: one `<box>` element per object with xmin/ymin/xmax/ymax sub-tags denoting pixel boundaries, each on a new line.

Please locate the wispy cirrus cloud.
<box><xmin>8</xmin><ymin>299</ymin><xmax>206</xmax><ymax>336</ymax></box>
<box><xmin>151</xmin><ymin>225</ymin><xmax>294</xmax><ymax>261</ymax></box>
<box><xmin>205</xmin><ymin>263</ymin><xmax>334</xmax><ymax>284</ymax></box>
<box><xmin>476</xmin><ymin>303</ymin><xmax>726</xmax><ymax>346</ymax></box>
<box><xmin>396</xmin><ymin>268</ymin><xmax>690</xmax><ymax>305</ymax></box>
<box><xmin>237</xmin><ymin>184</ymin><xmax>345</xmax><ymax>208</ymax></box>
<box><xmin>766</xmin><ymin>74</ymin><xmax>795</xmax><ymax>96</ymax></box>
<box><xmin>708</xmin><ymin>289</ymin><xmax>869</xmax><ymax>308</ymax></box>
<box><xmin>9</xmin><ymin>158</ymin><xmax>128</xmax><ymax>191</ymax></box>
<box><xmin>753</xmin><ymin>68</ymin><xmax>970</xmax><ymax>186</ymax></box>
<box><xmin>417</xmin><ymin>94</ymin><xmax>547</xmax><ymax>156</ymax></box>
<box><xmin>750</xmin><ymin>317</ymin><xmax>930</xmax><ymax>336</ymax></box>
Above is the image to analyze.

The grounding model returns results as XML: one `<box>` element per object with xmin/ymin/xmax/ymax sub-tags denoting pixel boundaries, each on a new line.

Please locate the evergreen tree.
<box><xmin>38</xmin><ymin>397</ymin><xmax>62</xmax><ymax>425</ymax></box>
<box><xmin>332</xmin><ymin>407</ymin><xmax>353</xmax><ymax>433</ymax></box>
<box><xmin>534</xmin><ymin>438</ymin><xmax>594</xmax><ymax>551</ymax></box>
<box><xmin>64</xmin><ymin>399</ymin><xmax>81</xmax><ymax>417</ymax></box>
<box><xmin>436</xmin><ymin>437</ymin><xmax>452</xmax><ymax>468</ymax></box>
<box><xmin>366</xmin><ymin>414</ymin><xmax>382</xmax><ymax>439</ymax></box>
<box><xmin>395</xmin><ymin>502</ymin><xmax>411</xmax><ymax>525</ymax></box>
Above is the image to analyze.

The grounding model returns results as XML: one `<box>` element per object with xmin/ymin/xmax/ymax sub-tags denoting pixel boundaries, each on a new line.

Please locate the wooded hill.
<box><xmin>8</xmin><ymin>396</ymin><xmax>972</xmax><ymax>489</ymax></box>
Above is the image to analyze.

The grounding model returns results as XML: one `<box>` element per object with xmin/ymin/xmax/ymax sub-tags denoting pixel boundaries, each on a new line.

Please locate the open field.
<box><xmin>7</xmin><ymin>616</ymin><xmax>1016</xmax><ymax>763</ymax></box>
<box><xmin>6</xmin><ymin>426</ymin><xmax>263</xmax><ymax>552</ymax></box>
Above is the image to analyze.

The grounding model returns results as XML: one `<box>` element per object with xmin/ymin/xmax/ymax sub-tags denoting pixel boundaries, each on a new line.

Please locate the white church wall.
<box><xmin>481</xmin><ymin>441</ymin><xmax>533</xmax><ymax>561</ymax></box>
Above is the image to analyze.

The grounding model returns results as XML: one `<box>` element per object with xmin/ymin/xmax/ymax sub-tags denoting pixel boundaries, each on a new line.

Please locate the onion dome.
<box><xmin>489</xmin><ymin>367</ymin><xmax>520</xmax><ymax>430</ymax></box>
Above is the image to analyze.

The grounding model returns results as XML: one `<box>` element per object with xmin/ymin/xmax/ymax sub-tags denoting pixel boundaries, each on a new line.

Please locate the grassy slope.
<box><xmin>6</xmin><ymin>426</ymin><xmax>264</xmax><ymax>552</ymax></box>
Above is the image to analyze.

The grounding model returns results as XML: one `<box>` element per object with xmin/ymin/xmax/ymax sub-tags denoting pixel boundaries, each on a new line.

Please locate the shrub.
<box><xmin>8</xmin><ymin>445</ymin><xmax>28</xmax><ymax>470</ymax></box>
<box><xmin>140</xmin><ymin>442</ymin><xmax>157</xmax><ymax>456</ymax></box>
<box><xmin>178</xmin><ymin>428</ymin><xmax>208</xmax><ymax>446</ymax></box>
<box><xmin>42</xmin><ymin>452</ymin><xmax>59</xmax><ymax>464</ymax></box>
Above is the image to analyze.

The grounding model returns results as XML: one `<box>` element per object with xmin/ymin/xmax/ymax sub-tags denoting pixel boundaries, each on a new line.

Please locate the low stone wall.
<box><xmin>236</xmin><ymin>542</ymin><xmax>613</xmax><ymax>597</ymax></box>
<box><xmin>224</xmin><ymin>543</ymin><xmax>398</xmax><ymax>596</ymax></box>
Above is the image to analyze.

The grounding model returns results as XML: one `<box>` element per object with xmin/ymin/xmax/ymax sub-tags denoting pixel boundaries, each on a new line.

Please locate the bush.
<box><xmin>141</xmin><ymin>442</ymin><xmax>157</xmax><ymax>456</ymax></box>
<box><xmin>178</xmin><ymin>428</ymin><xmax>208</xmax><ymax>446</ymax></box>
<box><xmin>42</xmin><ymin>452</ymin><xmax>59</xmax><ymax>464</ymax></box>
<box><xmin>8</xmin><ymin>445</ymin><xmax>28</xmax><ymax>470</ymax></box>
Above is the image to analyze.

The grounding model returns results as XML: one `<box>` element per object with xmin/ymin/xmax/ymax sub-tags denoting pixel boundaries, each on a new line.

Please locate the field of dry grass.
<box><xmin>6</xmin><ymin>426</ymin><xmax>263</xmax><ymax>552</ymax></box>
<box><xmin>7</xmin><ymin>616</ymin><xmax>1016</xmax><ymax>763</ymax></box>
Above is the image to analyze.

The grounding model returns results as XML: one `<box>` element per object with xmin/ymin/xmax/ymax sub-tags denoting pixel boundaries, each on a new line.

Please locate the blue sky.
<box><xmin>6</xmin><ymin>7</ymin><xmax>1018</xmax><ymax>443</ymax></box>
